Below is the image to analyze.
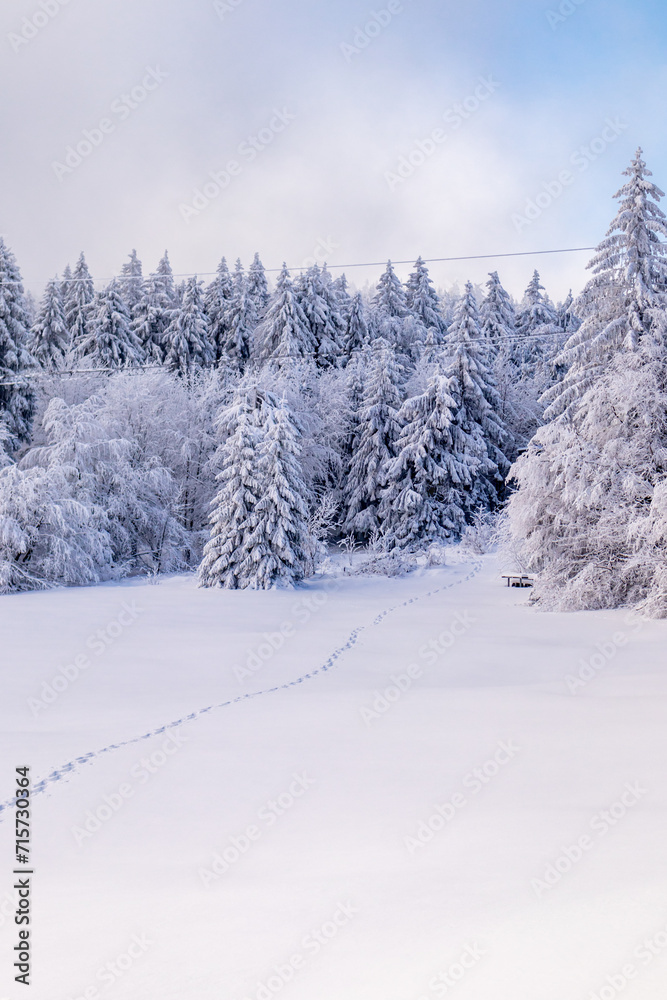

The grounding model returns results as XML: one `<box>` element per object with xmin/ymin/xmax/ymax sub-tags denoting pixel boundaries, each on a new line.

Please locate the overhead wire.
<box><xmin>0</xmin><ymin>243</ymin><xmax>593</xmax><ymax>386</ymax></box>
<box><xmin>0</xmin><ymin>245</ymin><xmax>597</xmax><ymax>286</ymax></box>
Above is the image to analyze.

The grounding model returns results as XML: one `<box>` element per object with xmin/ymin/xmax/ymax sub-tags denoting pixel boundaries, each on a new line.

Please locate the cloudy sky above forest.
<box><xmin>1</xmin><ymin>0</ymin><xmax>666</xmax><ymax>302</ymax></box>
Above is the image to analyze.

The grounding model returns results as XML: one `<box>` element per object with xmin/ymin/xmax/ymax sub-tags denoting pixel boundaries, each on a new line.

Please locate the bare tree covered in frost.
<box><xmin>0</xmin><ymin>461</ymin><xmax>112</xmax><ymax>593</ymax></box>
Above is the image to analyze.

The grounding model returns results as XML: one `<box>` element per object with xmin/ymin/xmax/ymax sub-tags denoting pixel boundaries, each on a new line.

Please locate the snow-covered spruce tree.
<box><xmin>0</xmin><ymin>418</ymin><xmax>11</xmax><ymax>467</ymax></box>
<box><xmin>80</xmin><ymin>279</ymin><xmax>145</xmax><ymax>368</ymax></box>
<box><xmin>372</xmin><ymin>260</ymin><xmax>410</xmax><ymax>348</ymax></box>
<box><xmin>164</xmin><ymin>276</ymin><xmax>214</xmax><ymax>375</ymax></box>
<box><xmin>442</xmin><ymin>281</ymin><xmax>509</xmax><ymax>511</ymax></box>
<box><xmin>477</xmin><ymin>271</ymin><xmax>525</xmax><ymax>460</ymax></box>
<box><xmin>132</xmin><ymin>252</ymin><xmax>178</xmax><ymax>363</ymax></box>
<box><xmin>344</xmin><ymin>291</ymin><xmax>370</xmax><ymax>356</ymax></box>
<box><xmin>374</xmin><ymin>261</ymin><xmax>408</xmax><ymax>320</ymax></box>
<box><xmin>406</xmin><ymin>257</ymin><xmax>447</xmax><ymax>341</ymax></box>
<box><xmin>480</xmin><ymin>271</ymin><xmax>515</xmax><ymax>357</ymax></box>
<box><xmin>296</xmin><ymin>264</ymin><xmax>345</xmax><ymax>368</ymax></box>
<box><xmin>60</xmin><ymin>264</ymin><xmax>73</xmax><ymax>303</ymax></box>
<box><xmin>30</xmin><ymin>279</ymin><xmax>69</xmax><ymax>371</ymax></box>
<box><xmin>491</xmin><ymin>270</ymin><xmax>558</xmax><ymax>448</ymax></box>
<box><xmin>342</xmin><ymin>338</ymin><xmax>403</xmax><ymax>539</ymax></box>
<box><xmin>155</xmin><ymin>251</ymin><xmax>178</xmax><ymax>303</ymax></box>
<box><xmin>174</xmin><ymin>278</ymin><xmax>187</xmax><ymax>307</ymax></box>
<box><xmin>544</xmin><ymin>148</ymin><xmax>667</xmax><ymax>420</ymax></box>
<box><xmin>223</xmin><ymin>260</ymin><xmax>255</xmax><ymax>369</ymax></box>
<box><xmin>373</xmin><ymin>260</ymin><xmax>426</xmax><ymax>362</ymax></box>
<box><xmin>0</xmin><ymin>238</ymin><xmax>36</xmax><ymax>452</ymax></box>
<box><xmin>199</xmin><ymin>385</ymin><xmax>312</xmax><ymax>589</ymax></box>
<box><xmin>64</xmin><ymin>252</ymin><xmax>95</xmax><ymax>352</ymax></box>
<box><xmin>245</xmin><ymin>396</ymin><xmax>312</xmax><ymax>586</ymax></box>
<box><xmin>204</xmin><ymin>256</ymin><xmax>234</xmax><ymax>361</ymax></box>
<box><xmin>247</xmin><ymin>252</ymin><xmax>270</xmax><ymax>320</ymax></box>
<box><xmin>333</xmin><ymin>272</ymin><xmax>352</xmax><ymax>325</ymax></box>
<box><xmin>255</xmin><ymin>264</ymin><xmax>316</xmax><ymax>364</ymax></box>
<box><xmin>556</xmin><ymin>290</ymin><xmax>581</xmax><ymax>338</ymax></box>
<box><xmin>197</xmin><ymin>386</ymin><xmax>265</xmax><ymax>588</ymax></box>
<box><xmin>507</xmin><ymin>150</ymin><xmax>667</xmax><ymax>614</ymax></box>
<box><xmin>544</xmin><ymin>289</ymin><xmax>583</xmax><ymax>411</ymax></box>
<box><xmin>119</xmin><ymin>249</ymin><xmax>144</xmax><ymax>317</ymax></box>
<box><xmin>513</xmin><ymin>270</ymin><xmax>560</xmax><ymax>380</ymax></box>
<box><xmin>379</xmin><ymin>375</ymin><xmax>475</xmax><ymax>548</ymax></box>
<box><xmin>341</xmin><ymin>348</ymin><xmax>366</xmax><ymax>461</ymax></box>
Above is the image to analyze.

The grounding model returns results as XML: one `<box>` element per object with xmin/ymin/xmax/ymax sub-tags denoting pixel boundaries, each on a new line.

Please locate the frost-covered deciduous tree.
<box><xmin>24</xmin><ymin>392</ymin><xmax>188</xmax><ymax>576</ymax></box>
<box><xmin>30</xmin><ymin>279</ymin><xmax>69</xmax><ymax>370</ymax></box>
<box><xmin>0</xmin><ymin>461</ymin><xmax>112</xmax><ymax>593</ymax></box>
<box><xmin>0</xmin><ymin>238</ymin><xmax>35</xmax><ymax>452</ymax></box>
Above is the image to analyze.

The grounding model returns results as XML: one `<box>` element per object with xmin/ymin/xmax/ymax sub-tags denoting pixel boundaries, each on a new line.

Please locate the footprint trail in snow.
<box><xmin>0</xmin><ymin>560</ymin><xmax>482</xmax><ymax>816</ymax></box>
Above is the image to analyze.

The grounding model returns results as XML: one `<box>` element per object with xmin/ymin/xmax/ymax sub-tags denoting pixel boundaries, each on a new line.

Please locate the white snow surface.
<box><xmin>1</xmin><ymin>553</ymin><xmax>667</xmax><ymax>999</ymax></box>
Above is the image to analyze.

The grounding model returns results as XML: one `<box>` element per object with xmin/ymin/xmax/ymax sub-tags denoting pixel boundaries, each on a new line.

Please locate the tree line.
<box><xmin>0</xmin><ymin>209</ymin><xmax>580</xmax><ymax>592</ymax></box>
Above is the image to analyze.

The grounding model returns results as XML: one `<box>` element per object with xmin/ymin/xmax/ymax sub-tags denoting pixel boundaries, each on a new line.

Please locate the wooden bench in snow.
<box><xmin>501</xmin><ymin>574</ymin><xmax>534</xmax><ymax>588</ymax></box>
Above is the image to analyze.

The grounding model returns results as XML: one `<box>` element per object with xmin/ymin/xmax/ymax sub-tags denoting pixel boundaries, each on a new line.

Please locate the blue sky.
<box><xmin>1</xmin><ymin>0</ymin><xmax>666</xmax><ymax>302</ymax></box>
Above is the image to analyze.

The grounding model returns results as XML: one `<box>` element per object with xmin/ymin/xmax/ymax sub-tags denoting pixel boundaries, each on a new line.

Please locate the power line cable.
<box><xmin>0</xmin><ymin>327</ymin><xmax>574</xmax><ymax>386</ymax></box>
<box><xmin>1</xmin><ymin>245</ymin><xmax>598</xmax><ymax>286</ymax></box>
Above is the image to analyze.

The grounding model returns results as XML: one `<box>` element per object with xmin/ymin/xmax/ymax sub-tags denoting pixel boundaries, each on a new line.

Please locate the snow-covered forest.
<box><xmin>1</xmin><ymin>149</ymin><xmax>666</xmax><ymax>615</ymax></box>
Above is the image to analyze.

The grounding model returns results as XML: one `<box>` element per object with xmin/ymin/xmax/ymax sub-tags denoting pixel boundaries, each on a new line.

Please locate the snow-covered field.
<box><xmin>2</xmin><ymin>553</ymin><xmax>667</xmax><ymax>1000</ymax></box>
